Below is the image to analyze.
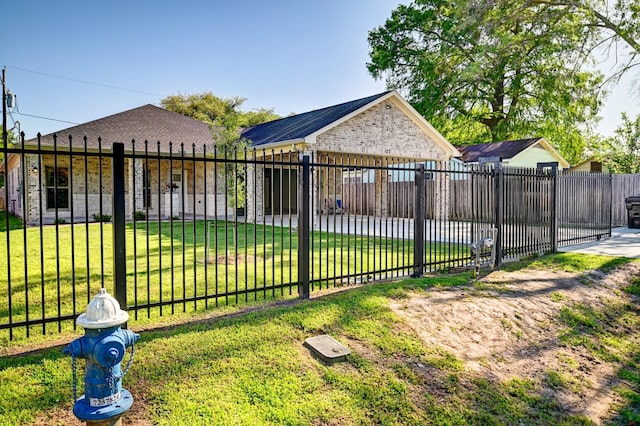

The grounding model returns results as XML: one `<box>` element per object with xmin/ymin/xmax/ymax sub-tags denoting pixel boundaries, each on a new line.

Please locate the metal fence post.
<box><xmin>493</xmin><ymin>161</ymin><xmax>503</xmax><ymax>267</ymax></box>
<box><xmin>412</xmin><ymin>163</ymin><xmax>425</xmax><ymax>277</ymax></box>
<box><xmin>608</xmin><ymin>172</ymin><xmax>613</xmax><ymax>239</ymax></box>
<box><xmin>112</xmin><ymin>142</ymin><xmax>127</xmax><ymax>310</ymax></box>
<box><xmin>550</xmin><ymin>166</ymin><xmax>558</xmax><ymax>253</ymax></box>
<box><xmin>537</xmin><ymin>162</ymin><xmax>558</xmax><ymax>253</ymax></box>
<box><xmin>298</xmin><ymin>155</ymin><xmax>310</xmax><ymax>299</ymax></box>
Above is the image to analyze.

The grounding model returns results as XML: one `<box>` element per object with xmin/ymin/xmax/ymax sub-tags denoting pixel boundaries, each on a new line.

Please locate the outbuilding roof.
<box><xmin>457</xmin><ymin>138</ymin><xmax>542</xmax><ymax>163</ymax></box>
<box><xmin>456</xmin><ymin>137</ymin><xmax>570</xmax><ymax>169</ymax></box>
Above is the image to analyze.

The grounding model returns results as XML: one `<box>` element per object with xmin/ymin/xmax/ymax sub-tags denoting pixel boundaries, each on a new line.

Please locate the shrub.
<box><xmin>92</xmin><ymin>213</ymin><xmax>112</xmax><ymax>222</ymax></box>
<box><xmin>134</xmin><ymin>210</ymin><xmax>147</xmax><ymax>221</ymax></box>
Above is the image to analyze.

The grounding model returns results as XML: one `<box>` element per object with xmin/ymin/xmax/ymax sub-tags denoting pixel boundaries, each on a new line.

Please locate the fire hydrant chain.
<box><xmin>71</xmin><ymin>352</ymin><xmax>78</xmax><ymax>402</ymax></box>
<box><xmin>107</xmin><ymin>345</ymin><xmax>135</xmax><ymax>394</ymax></box>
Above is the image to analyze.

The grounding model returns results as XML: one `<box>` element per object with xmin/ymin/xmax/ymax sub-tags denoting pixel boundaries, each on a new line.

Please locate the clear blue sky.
<box><xmin>2</xmin><ymin>0</ymin><xmax>638</xmax><ymax>140</ymax></box>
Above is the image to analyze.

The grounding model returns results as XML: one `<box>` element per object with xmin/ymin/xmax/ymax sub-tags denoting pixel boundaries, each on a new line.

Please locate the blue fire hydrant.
<box><xmin>63</xmin><ymin>288</ymin><xmax>139</xmax><ymax>423</ymax></box>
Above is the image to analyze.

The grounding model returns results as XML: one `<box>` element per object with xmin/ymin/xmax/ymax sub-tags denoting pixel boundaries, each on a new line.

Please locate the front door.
<box><xmin>170</xmin><ymin>170</ymin><xmax>183</xmax><ymax>195</ymax></box>
<box><xmin>165</xmin><ymin>170</ymin><xmax>184</xmax><ymax>217</ymax></box>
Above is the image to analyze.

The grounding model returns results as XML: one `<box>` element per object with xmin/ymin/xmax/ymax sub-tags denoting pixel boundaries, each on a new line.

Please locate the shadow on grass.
<box><xmin>4</xmin><ymin>259</ymin><xmax>636</xmax><ymax>425</ymax></box>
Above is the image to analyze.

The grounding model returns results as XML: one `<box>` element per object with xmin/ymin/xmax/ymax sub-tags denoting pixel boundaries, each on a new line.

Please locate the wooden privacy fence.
<box><xmin>345</xmin><ymin>168</ymin><xmax>616</xmax><ymax>230</ymax></box>
<box><xmin>612</xmin><ymin>174</ymin><xmax>640</xmax><ymax>226</ymax></box>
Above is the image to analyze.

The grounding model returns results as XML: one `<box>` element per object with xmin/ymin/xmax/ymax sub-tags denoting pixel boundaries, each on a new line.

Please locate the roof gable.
<box><xmin>457</xmin><ymin>138</ymin><xmax>542</xmax><ymax>163</ymax></box>
<box><xmin>241</xmin><ymin>91</ymin><xmax>460</xmax><ymax>158</ymax></box>
<box><xmin>26</xmin><ymin>104</ymin><xmax>214</xmax><ymax>152</ymax></box>
<box><xmin>457</xmin><ymin>138</ymin><xmax>570</xmax><ymax>168</ymax></box>
<box><xmin>240</xmin><ymin>92</ymin><xmax>391</xmax><ymax>146</ymax></box>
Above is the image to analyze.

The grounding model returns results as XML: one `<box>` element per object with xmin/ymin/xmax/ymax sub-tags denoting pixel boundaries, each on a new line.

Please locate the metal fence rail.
<box><xmin>0</xmin><ymin>135</ymin><xmax>614</xmax><ymax>340</ymax></box>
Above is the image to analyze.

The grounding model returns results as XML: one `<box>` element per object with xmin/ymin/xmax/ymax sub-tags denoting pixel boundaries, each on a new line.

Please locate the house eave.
<box><xmin>250</xmin><ymin>138</ymin><xmax>308</xmax><ymax>154</ymax></box>
<box><xmin>304</xmin><ymin>90</ymin><xmax>461</xmax><ymax>159</ymax></box>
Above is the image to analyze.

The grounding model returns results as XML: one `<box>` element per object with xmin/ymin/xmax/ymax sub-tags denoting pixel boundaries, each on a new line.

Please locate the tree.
<box><xmin>160</xmin><ymin>96</ymin><xmax>281</xmax><ymax>256</ymax></box>
<box><xmin>526</xmin><ymin>0</ymin><xmax>640</xmax><ymax>85</ymax></box>
<box><xmin>161</xmin><ymin>92</ymin><xmax>279</xmax><ymax>130</ymax></box>
<box><xmin>604</xmin><ymin>112</ymin><xmax>640</xmax><ymax>173</ymax></box>
<box><xmin>239</xmin><ymin>108</ymin><xmax>280</xmax><ymax>128</ymax></box>
<box><xmin>161</xmin><ymin>92</ymin><xmax>245</xmax><ymax>128</ymax></box>
<box><xmin>367</xmin><ymin>0</ymin><xmax>603</xmax><ymax>151</ymax></box>
<box><xmin>161</xmin><ymin>92</ymin><xmax>278</xmax><ymax>225</ymax></box>
<box><xmin>1</xmin><ymin>124</ymin><xmax>17</xmax><ymax>148</ymax></box>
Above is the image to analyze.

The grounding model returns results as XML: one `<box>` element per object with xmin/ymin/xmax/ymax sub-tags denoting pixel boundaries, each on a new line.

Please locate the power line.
<box><xmin>14</xmin><ymin>111</ymin><xmax>79</xmax><ymax>125</ymax></box>
<box><xmin>7</xmin><ymin>65</ymin><xmax>163</xmax><ymax>97</ymax></box>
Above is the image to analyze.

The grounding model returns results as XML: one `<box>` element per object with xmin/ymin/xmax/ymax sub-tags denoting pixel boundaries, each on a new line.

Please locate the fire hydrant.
<box><xmin>63</xmin><ymin>288</ymin><xmax>139</xmax><ymax>425</ymax></box>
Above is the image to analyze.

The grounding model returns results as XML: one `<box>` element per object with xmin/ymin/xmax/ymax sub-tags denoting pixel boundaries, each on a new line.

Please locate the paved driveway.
<box><xmin>559</xmin><ymin>227</ymin><xmax>640</xmax><ymax>258</ymax></box>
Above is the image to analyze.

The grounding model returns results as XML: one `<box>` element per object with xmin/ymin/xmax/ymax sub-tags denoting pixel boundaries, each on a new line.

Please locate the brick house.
<box><xmin>4</xmin><ymin>105</ymin><xmax>232</xmax><ymax>225</ymax></box>
<box><xmin>241</xmin><ymin>90</ymin><xmax>461</xmax><ymax>222</ymax></box>
<box><xmin>5</xmin><ymin>91</ymin><xmax>460</xmax><ymax>225</ymax></box>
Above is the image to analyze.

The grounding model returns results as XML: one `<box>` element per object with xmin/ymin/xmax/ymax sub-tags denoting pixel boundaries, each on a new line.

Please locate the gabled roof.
<box><xmin>241</xmin><ymin>91</ymin><xmax>392</xmax><ymax>146</ymax></box>
<box><xmin>25</xmin><ymin>104</ymin><xmax>214</xmax><ymax>153</ymax></box>
<box><xmin>456</xmin><ymin>137</ymin><xmax>570</xmax><ymax>168</ymax></box>
<box><xmin>457</xmin><ymin>138</ymin><xmax>542</xmax><ymax>163</ymax></box>
<box><xmin>241</xmin><ymin>90</ymin><xmax>460</xmax><ymax>158</ymax></box>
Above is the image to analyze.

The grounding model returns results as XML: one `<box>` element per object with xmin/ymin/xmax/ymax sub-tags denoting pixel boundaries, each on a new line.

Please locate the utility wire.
<box><xmin>7</xmin><ymin>65</ymin><xmax>163</xmax><ymax>97</ymax></box>
<box><xmin>14</xmin><ymin>111</ymin><xmax>79</xmax><ymax>125</ymax></box>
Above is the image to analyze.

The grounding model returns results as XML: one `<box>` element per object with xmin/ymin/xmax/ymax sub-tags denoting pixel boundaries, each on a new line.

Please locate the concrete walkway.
<box><xmin>559</xmin><ymin>227</ymin><xmax>640</xmax><ymax>258</ymax></box>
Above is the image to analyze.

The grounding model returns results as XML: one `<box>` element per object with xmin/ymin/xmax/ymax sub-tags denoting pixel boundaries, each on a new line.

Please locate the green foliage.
<box><xmin>92</xmin><ymin>213</ymin><xmax>111</xmax><ymax>222</ymax></box>
<box><xmin>368</xmin><ymin>0</ymin><xmax>603</xmax><ymax>155</ymax></box>
<box><xmin>1</xmin><ymin>124</ymin><xmax>18</xmax><ymax>148</ymax></box>
<box><xmin>133</xmin><ymin>210</ymin><xmax>147</xmax><ymax>221</ymax></box>
<box><xmin>534</xmin><ymin>0</ymin><xmax>640</xmax><ymax>85</ymax></box>
<box><xmin>605</xmin><ymin>112</ymin><xmax>640</xmax><ymax>173</ymax></box>
<box><xmin>214</xmin><ymin>128</ymin><xmax>249</xmax><ymax>211</ymax></box>
<box><xmin>239</xmin><ymin>108</ymin><xmax>280</xmax><ymax>128</ymax></box>
<box><xmin>161</xmin><ymin>91</ymin><xmax>278</xmax><ymax>212</ymax></box>
<box><xmin>161</xmin><ymin>92</ymin><xmax>246</xmax><ymax>128</ymax></box>
<box><xmin>161</xmin><ymin>91</ymin><xmax>279</xmax><ymax>130</ymax></box>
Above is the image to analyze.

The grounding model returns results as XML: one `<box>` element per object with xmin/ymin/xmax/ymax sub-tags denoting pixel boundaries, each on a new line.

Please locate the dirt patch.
<box><xmin>390</xmin><ymin>262</ymin><xmax>640</xmax><ymax>424</ymax></box>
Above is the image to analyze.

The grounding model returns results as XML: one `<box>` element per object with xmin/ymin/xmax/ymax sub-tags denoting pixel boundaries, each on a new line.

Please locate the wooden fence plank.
<box><xmin>612</xmin><ymin>174</ymin><xmax>640</xmax><ymax>226</ymax></box>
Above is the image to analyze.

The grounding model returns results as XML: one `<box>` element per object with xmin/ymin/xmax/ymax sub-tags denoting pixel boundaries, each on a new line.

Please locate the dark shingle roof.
<box><xmin>456</xmin><ymin>138</ymin><xmax>542</xmax><ymax>163</ymax></box>
<box><xmin>241</xmin><ymin>91</ymin><xmax>392</xmax><ymax>146</ymax></box>
<box><xmin>26</xmin><ymin>104</ymin><xmax>214</xmax><ymax>153</ymax></box>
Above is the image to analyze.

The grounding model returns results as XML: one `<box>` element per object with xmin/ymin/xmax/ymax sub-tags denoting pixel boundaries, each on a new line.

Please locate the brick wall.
<box><xmin>314</xmin><ymin>102</ymin><xmax>449</xmax><ymax>161</ymax></box>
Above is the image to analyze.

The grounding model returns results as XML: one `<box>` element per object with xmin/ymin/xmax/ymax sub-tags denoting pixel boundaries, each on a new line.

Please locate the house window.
<box><xmin>46</xmin><ymin>167</ymin><xmax>69</xmax><ymax>209</ymax></box>
<box><xmin>143</xmin><ymin>167</ymin><xmax>151</xmax><ymax>208</ymax></box>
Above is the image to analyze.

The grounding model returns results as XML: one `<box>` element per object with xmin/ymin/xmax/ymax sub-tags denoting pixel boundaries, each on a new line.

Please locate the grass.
<box><xmin>0</xmin><ymin>266</ymin><xmax>612</xmax><ymax>425</ymax></box>
<box><xmin>0</xmin><ymin>210</ymin><xmax>23</xmax><ymax>232</ymax></box>
<box><xmin>504</xmin><ymin>252</ymin><xmax>631</xmax><ymax>274</ymax></box>
<box><xmin>0</xmin><ymin>217</ymin><xmax>468</xmax><ymax>345</ymax></box>
<box><xmin>0</xmin><ymin>253</ymin><xmax>639</xmax><ymax>425</ymax></box>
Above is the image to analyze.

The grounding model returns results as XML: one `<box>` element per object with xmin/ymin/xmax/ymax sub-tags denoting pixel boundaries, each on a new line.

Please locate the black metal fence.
<box><xmin>0</xmin><ymin>135</ymin><xmax>612</xmax><ymax>341</ymax></box>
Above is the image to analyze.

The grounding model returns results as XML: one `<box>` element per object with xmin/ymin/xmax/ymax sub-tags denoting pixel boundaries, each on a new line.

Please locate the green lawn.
<box><xmin>0</xmin><ymin>210</ymin><xmax>23</xmax><ymax>232</ymax></box>
<box><xmin>0</xmin><ymin>217</ymin><xmax>469</xmax><ymax>344</ymax></box>
<box><xmin>1</xmin><ymin>253</ymin><xmax>639</xmax><ymax>425</ymax></box>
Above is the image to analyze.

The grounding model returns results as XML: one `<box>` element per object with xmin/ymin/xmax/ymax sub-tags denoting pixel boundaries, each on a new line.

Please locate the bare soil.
<box><xmin>389</xmin><ymin>262</ymin><xmax>640</xmax><ymax>424</ymax></box>
<box><xmin>30</xmin><ymin>262</ymin><xmax>640</xmax><ymax>425</ymax></box>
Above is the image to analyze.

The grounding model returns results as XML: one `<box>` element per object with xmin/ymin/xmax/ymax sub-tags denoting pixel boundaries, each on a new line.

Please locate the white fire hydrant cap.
<box><xmin>76</xmin><ymin>288</ymin><xmax>129</xmax><ymax>329</ymax></box>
